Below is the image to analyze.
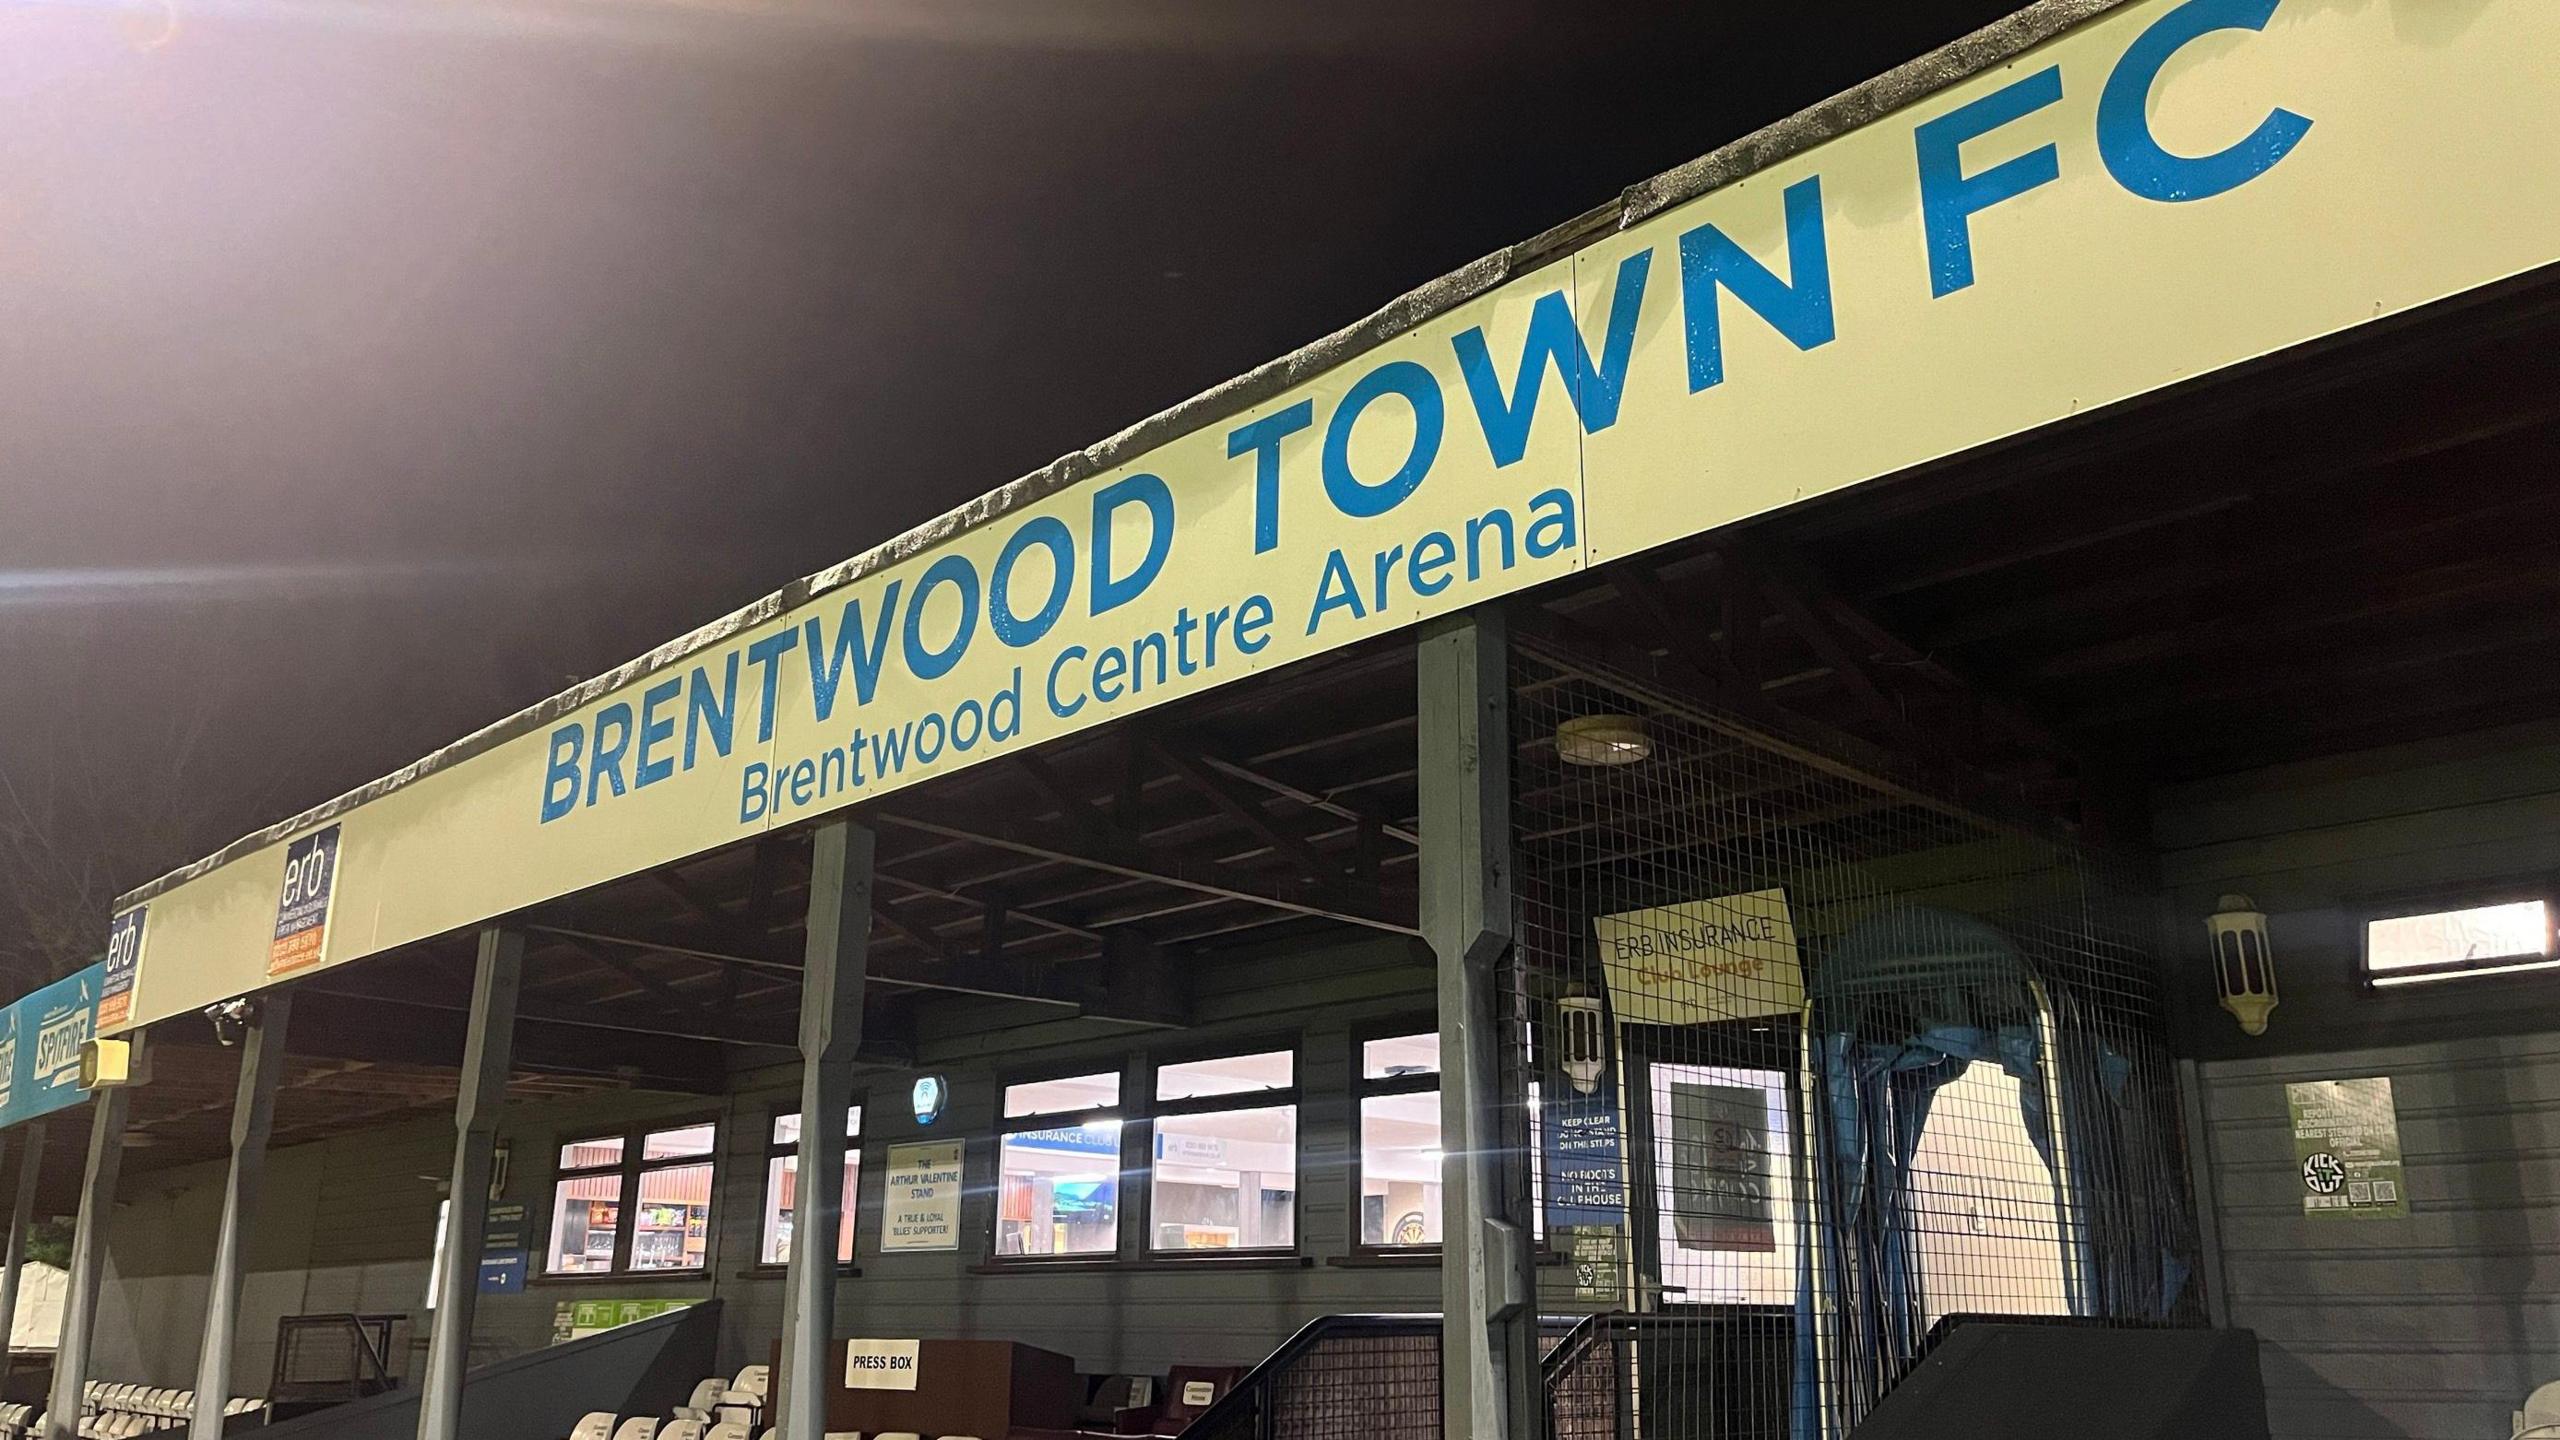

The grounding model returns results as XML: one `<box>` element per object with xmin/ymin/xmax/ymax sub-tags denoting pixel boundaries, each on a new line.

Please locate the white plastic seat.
<box><xmin>612</xmin><ymin>1420</ymin><xmax>662</xmax><ymax>1440</ymax></box>
<box><xmin>873</xmin><ymin>1433</ymin><xmax>921</xmax><ymax>1440</ymax></box>
<box><xmin>705</xmin><ymin>1425</ymin><xmax>753</xmax><ymax>1440</ymax></box>
<box><xmin>677</xmin><ymin>1378</ymin><xmax>727</xmax><ymax>1420</ymax></box>
<box><xmin>659</xmin><ymin>1423</ymin><xmax>708</xmax><ymax>1440</ymax></box>
<box><xmin>721</xmin><ymin>1366</ymin><xmax>770</xmax><ymax>1406</ymax></box>
<box><xmin>2519</xmin><ymin>1381</ymin><xmax>2560</xmax><ymax>1440</ymax></box>
<box><xmin>569</xmin><ymin>1413</ymin><xmax>617</xmax><ymax>1440</ymax></box>
<box><xmin>716</xmin><ymin>1407</ymin><xmax>759</xmax><ymax>1429</ymax></box>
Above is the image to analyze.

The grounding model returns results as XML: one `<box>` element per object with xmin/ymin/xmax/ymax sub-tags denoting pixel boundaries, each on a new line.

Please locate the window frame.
<box><xmin>1140</xmin><ymin>1038</ymin><xmax>1304</xmax><ymax>1260</ymax></box>
<box><xmin>756</xmin><ymin>1104</ymin><xmax>864</xmax><ymax>1271</ymax></box>
<box><xmin>2357</xmin><ymin>886</ymin><xmax>2560</xmax><ymax>987</ymax></box>
<box><xmin>1352</xmin><ymin>1022</ymin><xmax>1445</xmax><ymax>1256</ymax></box>
<box><xmin>990</xmin><ymin>1063</ymin><xmax>1131</xmax><ymax>1264</ymax></box>
<box><xmin>543</xmin><ymin>1114</ymin><xmax>722</xmax><ymax>1280</ymax></box>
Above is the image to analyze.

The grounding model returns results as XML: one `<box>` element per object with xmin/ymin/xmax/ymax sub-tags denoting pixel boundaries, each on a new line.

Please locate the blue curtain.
<box><xmin>1789</xmin><ymin>907</ymin><xmax>2061</xmax><ymax>1440</ymax></box>
<box><xmin>1793</xmin><ymin>1022</ymin><xmax>2047</xmax><ymax>1438</ymax></box>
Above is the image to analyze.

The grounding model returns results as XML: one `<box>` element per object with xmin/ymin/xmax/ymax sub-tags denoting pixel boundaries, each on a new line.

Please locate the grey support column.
<box><xmin>193</xmin><ymin>994</ymin><xmax>292</xmax><ymax>1438</ymax></box>
<box><xmin>776</xmin><ymin>819</ymin><xmax>875</xmax><ymax>1440</ymax></box>
<box><xmin>416</xmin><ymin>927</ymin><xmax>524</xmax><ymax>1440</ymax></box>
<box><xmin>0</xmin><ymin>1120</ymin><xmax>47</xmax><ymax>1363</ymax></box>
<box><xmin>1417</xmin><ymin>611</ymin><xmax>1541</xmax><ymax>1440</ymax></box>
<box><xmin>45</xmin><ymin>1036</ymin><xmax>142</xmax><ymax>1440</ymax></box>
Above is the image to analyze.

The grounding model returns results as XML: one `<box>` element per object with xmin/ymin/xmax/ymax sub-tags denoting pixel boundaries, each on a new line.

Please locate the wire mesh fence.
<box><xmin>1184</xmin><ymin>1317</ymin><xmax>1444</xmax><ymax>1440</ymax></box>
<box><xmin>1509</xmin><ymin>633</ymin><xmax>2199</xmax><ymax>1440</ymax></box>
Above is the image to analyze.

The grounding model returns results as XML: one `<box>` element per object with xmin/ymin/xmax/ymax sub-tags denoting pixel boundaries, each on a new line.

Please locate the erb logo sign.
<box><xmin>100</xmin><ymin>907</ymin><xmax>144</xmax><ymax>1028</ymax></box>
<box><xmin>267</xmin><ymin>825</ymin><xmax>342</xmax><ymax>978</ymax></box>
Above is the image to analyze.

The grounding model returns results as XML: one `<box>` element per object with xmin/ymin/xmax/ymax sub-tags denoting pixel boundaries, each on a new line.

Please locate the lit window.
<box><xmin>1004</xmin><ymin>1070</ymin><xmax>1121</xmax><ymax>1119</ymax></box>
<box><xmin>997</xmin><ymin>1073</ymin><xmax>1122</xmax><ymax>1257</ymax></box>
<box><xmin>1354</xmin><ymin>1032</ymin><xmax>1541</xmax><ymax>1248</ymax></box>
<box><xmin>1155</xmin><ymin>1050</ymin><xmax>1293</xmax><ymax>1101</ymax></box>
<box><xmin>759</xmin><ymin>1107</ymin><xmax>862</xmax><ymax>1267</ymax></box>
<box><xmin>1149</xmin><ymin>1050</ymin><xmax>1297</xmax><ymax>1253</ymax></box>
<box><xmin>1358</xmin><ymin>1032</ymin><xmax>1441</xmax><ymax>1249</ymax></box>
<box><xmin>2366</xmin><ymin>899</ymin><xmax>2557</xmax><ymax>985</ymax></box>
<box><xmin>1362</xmin><ymin>1032</ymin><xmax>1441</xmax><ymax>1081</ymax></box>
<box><xmin>547</xmin><ymin>1121</ymin><xmax>719</xmax><ymax>1275</ymax></box>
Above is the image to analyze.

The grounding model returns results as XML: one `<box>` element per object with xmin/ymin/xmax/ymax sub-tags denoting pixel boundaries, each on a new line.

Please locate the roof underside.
<box><xmin>107</xmin><ymin>269</ymin><xmax>2560</xmax><ymax>1172</ymax></box>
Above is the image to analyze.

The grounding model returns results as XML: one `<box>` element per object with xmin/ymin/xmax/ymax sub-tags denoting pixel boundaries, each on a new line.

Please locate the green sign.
<box><xmin>550</xmin><ymin>1298</ymin><xmax>693</xmax><ymax>1344</ymax></box>
<box><xmin>1561</xmin><ymin>1225</ymin><xmax>1622</xmax><ymax>1304</ymax></box>
<box><xmin>2286</xmin><ymin>1077</ymin><xmax>2407</xmax><ymax>1220</ymax></box>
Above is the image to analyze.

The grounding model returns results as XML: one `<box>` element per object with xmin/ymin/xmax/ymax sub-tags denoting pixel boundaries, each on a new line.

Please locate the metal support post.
<box><xmin>0</xmin><ymin>1120</ymin><xmax>47</xmax><ymax>1366</ymax></box>
<box><xmin>1419</xmin><ymin>610</ymin><xmax>1541</xmax><ymax>1440</ymax></box>
<box><xmin>777</xmin><ymin>819</ymin><xmax>874</xmax><ymax>1440</ymax></box>
<box><xmin>193</xmin><ymin>994</ymin><xmax>292</xmax><ymax>1438</ymax></box>
<box><xmin>416</xmin><ymin>927</ymin><xmax>523</xmax><ymax>1440</ymax></box>
<box><xmin>45</xmin><ymin>1036</ymin><xmax>142</xmax><ymax>1440</ymax></box>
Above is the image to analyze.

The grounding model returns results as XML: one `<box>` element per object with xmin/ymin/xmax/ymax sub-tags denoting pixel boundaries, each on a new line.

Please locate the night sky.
<box><xmin>0</xmin><ymin>0</ymin><xmax>2020</xmax><ymax>975</ymax></box>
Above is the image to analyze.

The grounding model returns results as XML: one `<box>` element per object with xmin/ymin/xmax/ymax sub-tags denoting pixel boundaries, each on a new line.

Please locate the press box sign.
<box><xmin>843</xmin><ymin>1338</ymin><xmax>922</xmax><ymax>1391</ymax></box>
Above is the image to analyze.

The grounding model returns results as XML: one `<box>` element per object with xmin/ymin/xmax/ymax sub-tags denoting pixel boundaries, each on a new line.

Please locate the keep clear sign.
<box><xmin>2287</xmin><ymin>1076</ymin><xmax>2407</xmax><ymax>1220</ymax></box>
<box><xmin>881</xmin><ymin>1140</ymin><xmax>965</xmax><ymax>1251</ymax></box>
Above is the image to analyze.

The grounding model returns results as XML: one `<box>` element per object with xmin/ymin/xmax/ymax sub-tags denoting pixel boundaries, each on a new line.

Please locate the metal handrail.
<box><xmin>1182</xmin><ymin>1314</ymin><xmax>1442</xmax><ymax>1440</ymax></box>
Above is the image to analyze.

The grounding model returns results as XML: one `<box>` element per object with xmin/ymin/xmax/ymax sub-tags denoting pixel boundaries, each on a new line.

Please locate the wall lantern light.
<box><xmin>1557</xmin><ymin>714</ymin><xmax>1652</xmax><ymax>767</ymax></box>
<box><xmin>2208</xmin><ymin>893</ymin><xmax>2278</xmax><ymax>1036</ymax></box>
<box><xmin>1556</xmin><ymin>992</ymin><xmax>1607</xmax><ymax>1095</ymax></box>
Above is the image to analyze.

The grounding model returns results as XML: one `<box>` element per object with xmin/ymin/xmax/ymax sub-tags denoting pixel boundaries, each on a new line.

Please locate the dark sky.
<box><xmin>0</xmin><ymin>0</ymin><xmax>2020</xmax><ymax>934</ymax></box>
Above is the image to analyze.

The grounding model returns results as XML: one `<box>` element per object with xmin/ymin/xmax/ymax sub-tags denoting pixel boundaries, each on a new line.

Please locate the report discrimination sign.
<box><xmin>106</xmin><ymin>0</ymin><xmax>2560</xmax><ymax>1032</ymax></box>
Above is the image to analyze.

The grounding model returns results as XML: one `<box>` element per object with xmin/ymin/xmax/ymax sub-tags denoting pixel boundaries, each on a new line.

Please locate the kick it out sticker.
<box><xmin>2286</xmin><ymin>1076</ymin><xmax>2408</xmax><ymax>1220</ymax></box>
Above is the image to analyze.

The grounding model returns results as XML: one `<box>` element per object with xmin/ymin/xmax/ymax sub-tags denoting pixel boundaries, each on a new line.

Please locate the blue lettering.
<box><xmin>1235</xmin><ymin>594</ymin><xmax>1273</xmax><ymax>654</ymax></box>
<box><xmin>1322</xmin><ymin>361</ymin><xmax>1444</xmax><ymax>519</ymax></box>
<box><xmin>1408</xmin><ymin>531</ymin><xmax>1456</xmax><ymax>596</ymax></box>
<box><xmin>867</xmin><ymin>723</ymin><xmax>911</xmax><ymax>778</ymax></box>
<box><xmin>746</xmin><ymin>630</ymin><xmax>797</xmax><ymax>742</ymax></box>
<box><xmin>739</xmin><ymin>761</ymin><xmax>770</xmax><ymax>823</ymax></box>
<box><xmin>684</xmin><ymin>654</ymin><xmax>739</xmax><ymax>769</ymax></box>
<box><xmin>540</xmin><ymin>724</ymin><xmax>583</xmax><ymax>823</ymax></box>
<box><xmin>1092</xmin><ymin>645</ymin><xmax>1128</xmax><ymax>702</ymax></box>
<box><xmin>1091</xmin><ymin>473</ymin><xmax>1175</xmax><ymax>616</ymax></box>
<box><xmin>951</xmin><ymin>698</ymin><xmax>985</xmax><ymax>751</ymax></box>
<box><xmin>902</xmin><ymin>555</ymin><xmax>980</xmax><ymax>682</ymax></box>
<box><xmin>914</xmin><ymin>711</ymin><xmax>948</xmax><ymax>766</ymax></box>
<box><xmin>1465</xmin><ymin>508</ymin><xmax>1515</xmax><ymax>579</ymax></box>
<box><xmin>805</xmin><ymin>581</ymin><xmax>903</xmax><ymax>721</ymax></box>
<box><xmin>1915</xmin><ymin>66</ymin><xmax>2064</xmax><ymax>297</ymax></box>
<box><xmin>990</xmin><ymin>517</ymin><xmax>1075</xmax><ymax>647</ymax></box>
<box><xmin>992</xmin><ymin>668</ymin><xmax>1024</xmax><ymax>739</ymax></box>
<box><xmin>2098</xmin><ymin>0</ymin><xmax>2311</xmax><ymax>202</ymax></box>
<box><xmin>1306</xmin><ymin>548</ymin><xmax>1367</xmax><ymax>634</ymax></box>
<box><xmin>1046</xmin><ymin>646</ymin><xmax>1088</xmax><ymax>719</ymax></box>
<box><xmin>1526</xmin><ymin>488</ymin><xmax>1578</xmax><ymax>558</ymax></box>
<box><xmin>1227</xmin><ymin>400</ymin><xmax>1314</xmax><ymax>555</ymax></box>
<box><xmin>634</xmin><ymin>678</ymin><xmax>680</xmax><ymax>788</ymax></box>
<box><xmin>586</xmin><ymin>703</ymin><xmax>634</xmax><ymax>807</ymax></box>
<box><xmin>1679</xmin><ymin>175</ymin><xmax>1835</xmax><ymax>391</ymax></box>
<box><xmin>1453</xmin><ymin>250</ymin><xmax>1651</xmax><ymax>466</ymax></box>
